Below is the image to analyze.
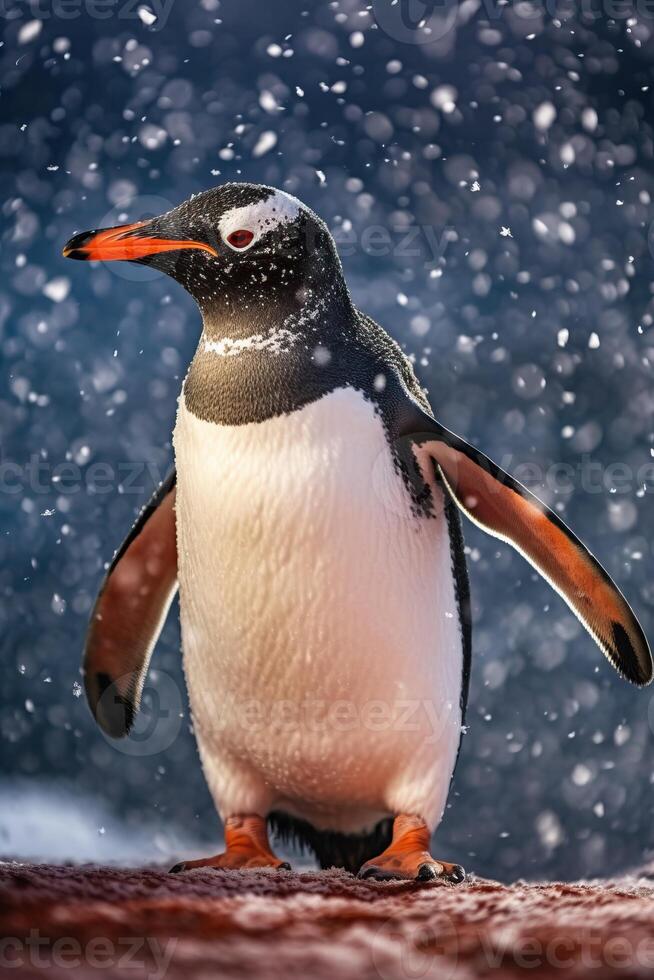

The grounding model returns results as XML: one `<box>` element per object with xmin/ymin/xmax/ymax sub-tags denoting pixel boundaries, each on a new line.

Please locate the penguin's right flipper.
<box><xmin>402</xmin><ymin>419</ymin><xmax>652</xmax><ymax>687</ymax></box>
<box><xmin>83</xmin><ymin>469</ymin><xmax>178</xmax><ymax>737</ymax></box>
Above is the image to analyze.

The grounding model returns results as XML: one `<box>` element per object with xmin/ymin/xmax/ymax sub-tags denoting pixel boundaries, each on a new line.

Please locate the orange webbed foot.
<box><xmin>357</xmin><ymin>814</ymin><xmax>465</xmax><ymax>884</ymax></box>
<box><xmin>170</xmin><ymin>814</ymin><xmax>291</xmax><ymax>873</ymax></box>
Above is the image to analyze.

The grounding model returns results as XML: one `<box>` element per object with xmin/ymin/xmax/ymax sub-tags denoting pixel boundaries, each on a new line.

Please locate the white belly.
<box><xmin>173</xmin><ymin>386</ymin><xmax>463</xmax><ymax>833</ymax></box>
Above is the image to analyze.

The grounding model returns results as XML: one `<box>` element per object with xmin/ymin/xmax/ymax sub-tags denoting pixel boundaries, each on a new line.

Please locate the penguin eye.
<box><xmin>226</xmin><ymin>229</ymin><xmax>254</xmax><ymax>250</ymax></box>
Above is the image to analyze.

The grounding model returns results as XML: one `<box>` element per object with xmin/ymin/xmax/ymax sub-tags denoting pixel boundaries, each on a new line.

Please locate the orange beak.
<box><xmin>62</xmin><ymin>220</ymin><xmax>218</xmax><ymax>261</ymax></box>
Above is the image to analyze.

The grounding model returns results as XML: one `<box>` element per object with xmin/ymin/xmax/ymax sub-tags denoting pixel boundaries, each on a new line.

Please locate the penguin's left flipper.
<box><xmin>403</xmin><ymin>419</ymin><xmax>652</xmax><ymax>686</ymax></box>
<box><xmin>83</xmin><ymin>469</ymin><xmax>178</xmax><ymax>737</ymax></box>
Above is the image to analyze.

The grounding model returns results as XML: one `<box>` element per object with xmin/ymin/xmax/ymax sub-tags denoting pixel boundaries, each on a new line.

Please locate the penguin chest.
<box><xmin>173</xmin><ymin>384</ymin><xmax>463</xmax><ymax>821</ymax></box>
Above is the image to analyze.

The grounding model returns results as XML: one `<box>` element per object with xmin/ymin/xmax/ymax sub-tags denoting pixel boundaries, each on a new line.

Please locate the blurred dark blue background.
<box><xmin>2</xmin><ymin>0</ymin><xmax>654</xmax><ymax>880</ymax></box>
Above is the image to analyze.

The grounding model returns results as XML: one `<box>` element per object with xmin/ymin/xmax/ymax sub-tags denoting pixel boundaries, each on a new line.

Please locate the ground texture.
<box><xmin>2</xmin><ymin>863</ymin><xmax>654</xmax><ymax>978</ymax></box>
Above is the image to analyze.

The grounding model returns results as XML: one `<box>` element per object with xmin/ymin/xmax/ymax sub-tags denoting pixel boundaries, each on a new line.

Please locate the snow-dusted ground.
<box><xmin>3</xmin><ymin>862</ymin><xmax>654</xmax><ymax>979</ymax></box>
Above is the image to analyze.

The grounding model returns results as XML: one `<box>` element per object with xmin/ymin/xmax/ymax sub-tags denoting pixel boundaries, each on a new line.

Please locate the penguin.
<box><xmin>63</xmin><ymin>183</ymin><xmax>652</xmax><ymax>881</ymax></box>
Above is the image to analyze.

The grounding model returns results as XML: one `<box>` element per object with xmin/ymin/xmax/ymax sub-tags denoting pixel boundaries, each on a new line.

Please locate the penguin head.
<box><xmin>63</xmin><ymin>183</ymin><xmax>346</xmax><ymax>323</ymax></box>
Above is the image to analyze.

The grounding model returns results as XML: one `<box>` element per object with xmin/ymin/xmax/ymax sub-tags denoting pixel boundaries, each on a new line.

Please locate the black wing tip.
<box><xmin>91</xmin><ymin>671</ymin><xmax>135</xmax><ymax>737</ymax></box>
<box><xmin>611</xmin><ymin>622</ymin><xmax>653</xmax><ymax>688</ymax></box>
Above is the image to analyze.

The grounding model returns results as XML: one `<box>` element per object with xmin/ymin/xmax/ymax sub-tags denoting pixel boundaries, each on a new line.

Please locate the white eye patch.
<box><xmin>218</xmin><ymin>190</ymin><xmax>302</xmax><ymax>251</ymax></box>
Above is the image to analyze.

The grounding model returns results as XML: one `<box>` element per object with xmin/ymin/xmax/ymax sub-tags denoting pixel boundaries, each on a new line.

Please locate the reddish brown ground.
<box><xmin>1</xmin><ymin>863</ymin><xmax>654</xmax><ymax>978</ymax></box>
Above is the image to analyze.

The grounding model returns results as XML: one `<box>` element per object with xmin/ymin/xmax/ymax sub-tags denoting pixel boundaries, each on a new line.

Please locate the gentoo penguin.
<box><xmin>63</xmin><ymin>183</ymin><xmax>652</xmax><ymax>881</ymax></box>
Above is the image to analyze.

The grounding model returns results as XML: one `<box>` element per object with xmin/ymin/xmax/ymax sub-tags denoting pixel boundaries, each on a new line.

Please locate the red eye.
<box><xmin>226</xmin><ymin>229</ymin><xmax>254</xmax><ymax>249</ymax></box>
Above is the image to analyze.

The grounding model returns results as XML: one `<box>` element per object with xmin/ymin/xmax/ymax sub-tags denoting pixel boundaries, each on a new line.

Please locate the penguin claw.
<box><xmin>417</xmin><ymin>862</ymin><xmax>438</xmax><ymax>881</ymax></box>
<box><xmin>358</xmin><ymin>864</ymin><xmax>393</xmax><ymax>881</ymax></box>
<box><xmin>418</xmin><ymin>862</ymin><xmax>466</xmax><ymax>884</ymax></box>
<box><xmin>169</xmin><ymin>862</ymin><xmax>186</xmax><ymax>874</ymax></box>
<box><xmin>357</xmin><ymin>864</ymin><xmax>381</xmax><ymax>880</ymax></box>
<box><xmin>446</xmin><ymin>864</ymin><xmax>466</xmax><ymax>884</ymax></box>
<box><xmin>357</xmin><ymin>865</ymin><xmax>401</xmax><ymax>882</ymax></box>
